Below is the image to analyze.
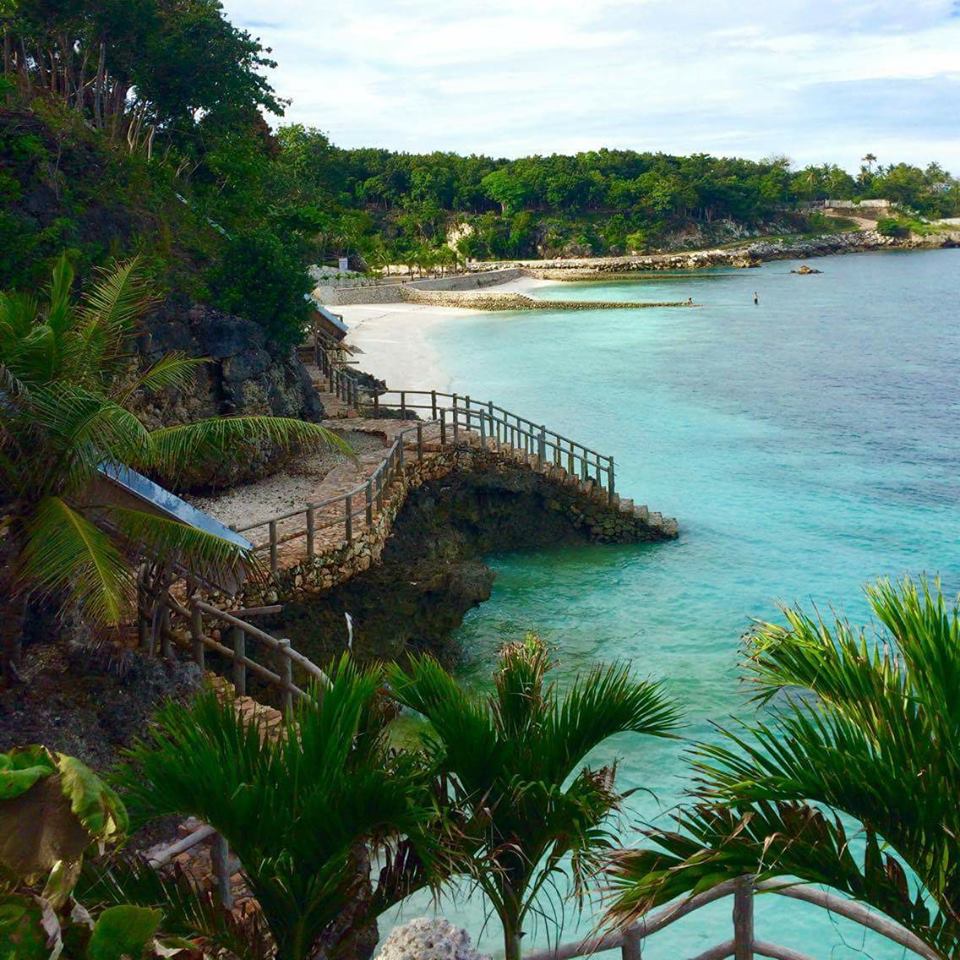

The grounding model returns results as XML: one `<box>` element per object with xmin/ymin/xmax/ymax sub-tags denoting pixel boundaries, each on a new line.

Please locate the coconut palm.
<box><xmin>387</xmin><ymin>634</ymin><xmax>680</xmax><ymax>960</ymax></box>
<box><xmin>111</xmin><ymin>658</ymin><xmax>454</xmax><ymax>960</ymax></box>
<box><xmin>0</xmin><ymin>254</ymin><xmax>341</xmax><ymax>680</ymax></box>
<box><xmin>607</xmin><ymin>577</ymin><xmax>960</xmax><ymax>959</ymax></box>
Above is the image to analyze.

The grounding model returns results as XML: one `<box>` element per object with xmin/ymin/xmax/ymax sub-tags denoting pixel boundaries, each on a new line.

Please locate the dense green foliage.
<box><xmin>2</xmin><ymin>0</ymin><xmax>959</xmax><ymax>343</ymax></box>
<box><xmin>113</xmin><ymin>660</ymin><xmax>455</xmax><ymax>960</ymax></box>
<box><xmin>608</xmin><ymin>577</ymin><xmax>960</xmax><ymax>959</ymax></box>
<box><xmin>389</xmin><ymin>634</ymin><xmax>679</xmax><ymax>960</ymax></box>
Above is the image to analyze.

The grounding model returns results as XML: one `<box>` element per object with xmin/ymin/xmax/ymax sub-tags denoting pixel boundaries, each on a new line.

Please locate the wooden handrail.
<box><xmin>152</xmin><ymin>594</ymin><xmax>331</xmax><ymax>700</ymax></box>
<box><xmin>237</xmin><ymin>365</ymin><xmax>621</xmax><ymax>574</ymax></box>
<box><xmin>522</xmin><ymin>876</ymin><xmax>933</xmax><ymax>960</ymax></box>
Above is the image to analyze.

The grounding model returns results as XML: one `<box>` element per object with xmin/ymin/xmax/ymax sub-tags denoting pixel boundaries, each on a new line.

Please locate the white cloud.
<box><xmin>224</xmin><ymin>0</ymin><xmax>960</xmax><ymax>171</ymax></box>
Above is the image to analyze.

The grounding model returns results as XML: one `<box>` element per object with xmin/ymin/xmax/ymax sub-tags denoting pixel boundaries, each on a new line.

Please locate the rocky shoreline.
<box><xmin>483</xmin><ymin>229</ymin><xmax>960</xmax><ymax>279</ymax></box>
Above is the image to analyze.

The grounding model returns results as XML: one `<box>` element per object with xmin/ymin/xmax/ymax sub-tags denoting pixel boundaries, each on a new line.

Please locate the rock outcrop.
<box><xmin>375</xmin><ymin>918</ymin><xmax>490</xmax><ymax>960</ymax></box>
<box><xmin>135</xmin><ymin>297</ymin><xmax>324</xmax><ymax>489</ymax></box>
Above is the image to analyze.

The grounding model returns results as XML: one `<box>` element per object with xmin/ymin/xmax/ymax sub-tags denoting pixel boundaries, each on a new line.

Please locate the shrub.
<box><xmin>208</xmin><ymin>227</ymin><xmax>312</xmax><ymax>348</ymax></box>
<box><xmin>877</xmin><ymin>216</ymin><xmax>912</xmax><ymax>238</ymax></box>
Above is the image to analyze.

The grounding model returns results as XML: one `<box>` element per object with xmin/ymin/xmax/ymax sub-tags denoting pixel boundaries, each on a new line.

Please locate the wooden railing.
<box><xmin>373</xmin><ymin>390</ymin><xmax>615</xmax><ymax>496</ymax></box>
<box><xmin>151</xmin><ymin>593</ymin><xmax>330</xmax><ymax>708</ymax></box>
<box><xmin>523</xmin><ymin>876</ymin><xmax>936</xmax><ymax>960</ymax></box>
<box><xmin>235</xmin><ymin>388</ymin><xmax>618</xmax><ymax>575</ymax></box>
<box><xmin>314</xmin><ymin>336</ymin><xmax>364</xmax><ymax>407</ymax></box>
<box><xmin>144</xmin><ymin>595</ymin><xmax>331</xmax><ymax>908</ymax></box>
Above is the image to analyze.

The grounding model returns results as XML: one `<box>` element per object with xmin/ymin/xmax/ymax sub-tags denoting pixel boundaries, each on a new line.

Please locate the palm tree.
<box><xmin>607</xmin><ymin>577</ymin><xmax>960</xmax><ymax>959</ymax></box>
<box><xmin>0</xmin><ymin>254</ymin><xmax>341</xmax><ymax>680</ymax></box>
<box><xmin>387</xmin><ymin>634</ymin><xmax>680</xmax><ymax>960</ymax></box>
<box><xmin>862</xmin><ymin>152</ymin><xmax>878</xmax><ymax>173</ymax></box>
<box><xmin>111</xmin><ymin>658</ymin><xmax>453</xmax><ymax>960</ymax></box>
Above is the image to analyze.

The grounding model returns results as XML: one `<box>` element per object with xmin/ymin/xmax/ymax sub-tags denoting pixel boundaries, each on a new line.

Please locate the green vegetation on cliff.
<box><xmin>3</xmin><ymin>0</ymin><xmax>960</xmax><ymax>338</ymax></box>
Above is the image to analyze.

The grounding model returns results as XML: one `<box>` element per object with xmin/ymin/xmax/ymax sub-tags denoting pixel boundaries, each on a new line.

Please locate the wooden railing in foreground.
<box><xmin>523</xmin><ymin>876</ymin><xmax>936</xmax><ymax>960</ymax></box>
<box><xmin>237</xmin><ymin>387</ymin><xmax>618</xmax><ymax>575</ymax></box>
<box><xmin>144</xmin><ymin>595</ymin><xmax>330</xmax><ymax>908</ymax></box>
<box><xmin>149</xmin><ymin>593</ymin><xmax>331</xmax><ymax>709</ymax></box>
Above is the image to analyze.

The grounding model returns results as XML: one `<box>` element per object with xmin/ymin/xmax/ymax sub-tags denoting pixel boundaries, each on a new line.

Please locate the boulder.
<box><xmin>375</xmin><ymin>918</ymin><xmax>490</xmax><ymax>960</ymax></box>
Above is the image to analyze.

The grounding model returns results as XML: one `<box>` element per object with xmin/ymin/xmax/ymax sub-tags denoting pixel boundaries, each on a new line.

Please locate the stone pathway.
<box><xmin>230</xmin><ymin>412</ymin><xmax>677</xmax><ymax>587</ymax></box>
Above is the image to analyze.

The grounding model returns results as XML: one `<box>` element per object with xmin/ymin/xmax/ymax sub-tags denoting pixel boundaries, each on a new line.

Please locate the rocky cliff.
<box><xmin>135</xmin><ymin>297</ymin><xmax>324</xmax><ymax>489</ymax></box>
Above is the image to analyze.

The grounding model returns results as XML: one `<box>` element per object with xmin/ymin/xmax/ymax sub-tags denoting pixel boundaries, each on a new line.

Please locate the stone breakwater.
<box><xmin>482</xmin><ymin>229</ymin><xmax>960</xmax><ymax>279</ymax></box>
<box><xmin>403</xmin><ymin>289</ymin><xmax>692</xmax><ymax>311</ymax></box>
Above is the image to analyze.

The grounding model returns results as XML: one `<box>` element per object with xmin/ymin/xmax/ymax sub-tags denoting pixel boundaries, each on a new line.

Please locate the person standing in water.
<box><xmin>753</xmin><ymin>291</ymin><xmax>759</xmax><ymax>305</ymax></box>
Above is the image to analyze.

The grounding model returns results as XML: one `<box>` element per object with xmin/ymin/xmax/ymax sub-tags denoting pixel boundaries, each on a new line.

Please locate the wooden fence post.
<box><xmin>621</xmin><ymin>927</ymin><xmax>642</xmax><ymax>960</ymax></box>
<box><xmin>230</xmin><ymin>626</ymin><xmax>246</xmax><ymax>695</ymax></box>
<box><xmin>365</xmin><ymin>479</ymin><xmax>373</xmax><ymax>524</ymax></box>
<box><xmin>269</xmin><ymin>520</ymin><xmax>278</xmax><ymax>573</ymax></box>
<box><xmin>190</xmin><ymin>601</ymin><xmax>205</xmax><ymax>670</ymax></box>
<box><xmin>211</xmin><ymin>833</ymin><xmax>234</xmax><ymax>910</ymax></box>
<box><xmin>431</xmin><ymin>390</ymin><xmax>438</xmax><ymax>418</ymax></box>
<box><xmin>306</xmin><ymin>506</ymin><xmax>315</xmax><ymax>556</ymax></box>
<box><xmin>733</xmin><ymin>876</ymin><xmax>754</xmax><ymax>960</ymax></box>
<box><xmin>452</xmin><ymin>394</ymin><xmax>459</xmax><ymax>441</ymax></box>
<box><xmin>538</xmin><ymin>425</ymin><xmax>546</xmax><ymax>467</ymax></box>
<box><xmin>159</xmin><ymin>602</ymin><xmax>172</xmax><ymax>660</ymax></box>
<box><xmin>278</xmin><ymin>639</ymin><xmax>294</xmax><ymax>715</ymax></box>
<box><xmin>345</xmin><ymin>494</ymin><xmax>353</xmax><ymax>542</ymax></box>
<box><xmin>607</xmin><ymin>457</ymin><xmax>616</xmax><ymax>502</ymax></box>
<box><xmin>417</xmin><ymin>423</ymin><xmax>423</xmax><ymax>460</ymax></box>
<box><xmin>440</xmin><ymin>408</ymin><xmax>447</xmax><ymax>445</ymax></box>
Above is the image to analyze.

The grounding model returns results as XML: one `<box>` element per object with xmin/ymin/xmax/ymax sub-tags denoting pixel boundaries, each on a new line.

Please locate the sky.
<box><xmin>222</xmin><ymin>0</ymin><xmax>960</xmax><ymax>172</ymax></box>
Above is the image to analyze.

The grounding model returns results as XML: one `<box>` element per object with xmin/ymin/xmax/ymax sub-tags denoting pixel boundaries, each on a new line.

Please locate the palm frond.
<box><xmin>103</xmin><ymin>505</ymin><xmax>256</xmax><ymax>583</ymax></box>
<box><xmin>607</xmin><ymin>577</ymin><xmax>960</xmax><ymax>960</ymax></box>
<box><xmin>19</xmin><ymin>496</ymin><xmax>133</xmax><ymax>624</ymax></box>
<box><xmin>115</xmin><ymin>667</ymin><xmax>452</xmax><ymax>960</ymax></box>
<box><xmin>27</xmin><ymin>384</ymin><xmax>151</xmax><ymax>496</ymax></box>
<box><xmin>75</xmin><ymin>258</ymin><xmax>154</xmax><ymax>379</ymax></box>
<box><xmin>144</xmin><ymin>417</ymin><xmax>351</xmax><ymax>481</ymax></box>
<box><xmin>120</xmin><ymin>352</ymin><xmax>207</xmax><ymax>401</ymax></box>
<box><xmin>542</xmin><ymin>663</ymin><xmax>680</xmax><ymax>784</ymax></box>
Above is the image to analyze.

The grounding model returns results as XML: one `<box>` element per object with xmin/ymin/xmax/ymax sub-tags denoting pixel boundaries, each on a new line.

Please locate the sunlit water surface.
<box><xmin>381</xmin><ymin>249</ymin><xmax>960</xmax><ymax>959</ymax></box>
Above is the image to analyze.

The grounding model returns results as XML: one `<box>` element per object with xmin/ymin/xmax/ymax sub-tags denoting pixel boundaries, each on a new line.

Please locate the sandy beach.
<box><xmin>339</xmin><ymin>275</ymin><xmax>551</xmax><ymax>391</ymax></box>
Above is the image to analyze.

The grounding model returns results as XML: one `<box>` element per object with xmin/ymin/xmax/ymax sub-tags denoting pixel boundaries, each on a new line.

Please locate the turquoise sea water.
<box><xmin>384</xmin><ymin>249</ymin><xmax>960</xmax><ymax>958</ymax></box>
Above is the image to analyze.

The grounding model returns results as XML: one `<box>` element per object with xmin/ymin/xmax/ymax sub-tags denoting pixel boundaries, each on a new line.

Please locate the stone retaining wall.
<box><xmin>231</xmin><ymin>444</ymin><xmax>674</xmax><ymax>607</ymax></box>
<box><xmin>318</xmin><ymin>268</ymin><xmax>525</xmax><ymax>305</ymax></box>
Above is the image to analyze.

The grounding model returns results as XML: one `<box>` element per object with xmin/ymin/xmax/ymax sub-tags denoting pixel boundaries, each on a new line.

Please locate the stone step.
<box><xmin>660</xmin><ymin>517</ymin><xmax>679</xmax><ymax>537</ymax></box>
<box><xmin>618</xmin><ymin>497</ymin><xmax>633</xmax><ymax>512</ymax></box>
<box><xmin>634</xmin><ymin>504</ymin><xmax>649</xmax><ymax>521</ymax></box>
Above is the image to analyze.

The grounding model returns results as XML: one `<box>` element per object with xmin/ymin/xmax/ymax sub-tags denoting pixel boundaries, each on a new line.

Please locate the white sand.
<box><xmin>340</xmin><ymin>275</ymin><xmax>552</xmax><ymax>391</ymax></box>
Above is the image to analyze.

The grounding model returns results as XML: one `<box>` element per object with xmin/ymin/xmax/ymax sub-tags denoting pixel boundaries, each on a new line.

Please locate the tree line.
<box><xmin>3</xmin><ymin>0</ymin><xmax>959</xmax><ymax>342</ymax></box>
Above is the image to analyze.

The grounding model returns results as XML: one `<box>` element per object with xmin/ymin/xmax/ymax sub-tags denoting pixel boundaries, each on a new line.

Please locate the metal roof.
<box><xmin>98</xmin><ymin>463</ymin><xmax>252</xmax><ymax>550</ymax></box>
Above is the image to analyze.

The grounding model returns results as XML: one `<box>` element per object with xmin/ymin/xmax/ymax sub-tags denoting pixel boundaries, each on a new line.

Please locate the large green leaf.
<box><xmin>55</xmin><ymin>755</ymin><xmax>128</xmax><ymax>843</ymax></box>
<box><xmin>0</xmin><ymin>746</ymin><xmax>56</xmax><ymax>800</ymax></box>
<box><xmin>0</xmin><ymin>749</ymin><xmax>127</xmax><ymax>885</ymax></box>
<box><xmin>0</xmin><ymin>894</ymin><xmax>51</xmax><ymax>960</ymax></box>
<box><xmin>86</xmin><ymin>906</ymin><xmax>162</xmax><ymax>960</ymax></box>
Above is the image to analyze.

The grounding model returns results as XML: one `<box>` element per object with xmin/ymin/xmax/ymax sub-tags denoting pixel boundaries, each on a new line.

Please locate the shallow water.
<box><xmin>383</xmin><ymin>249</ymin><xmax>960</xmax><ymax>959</ymax></box>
